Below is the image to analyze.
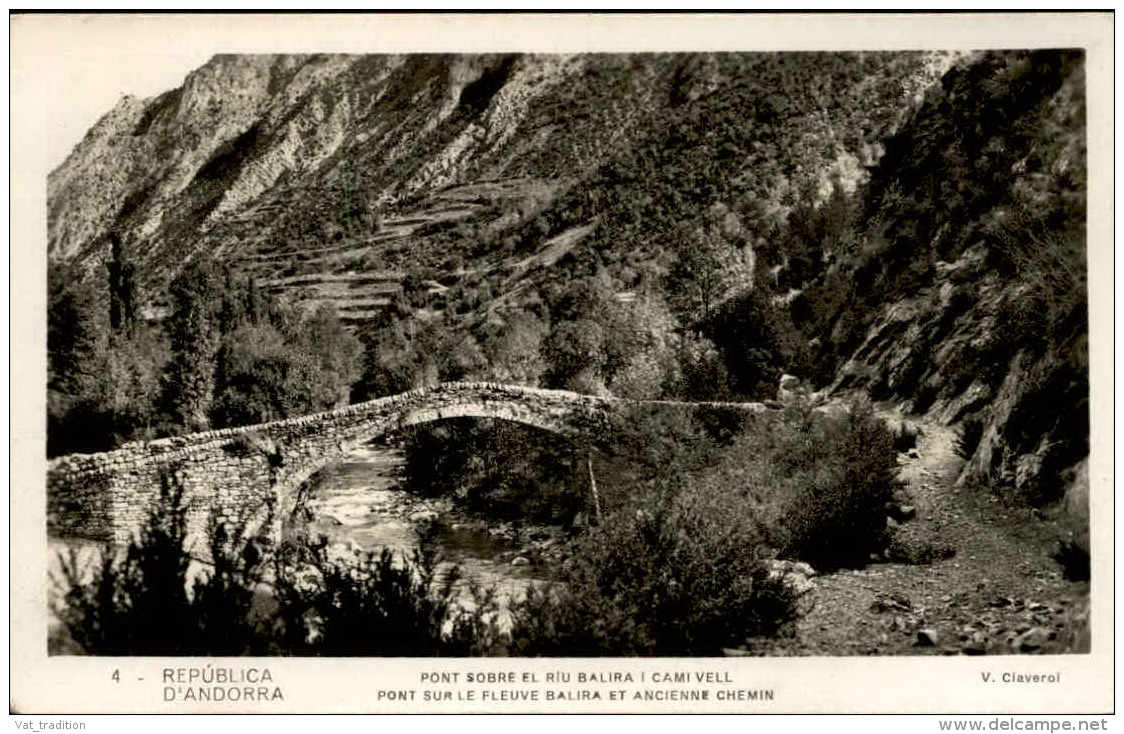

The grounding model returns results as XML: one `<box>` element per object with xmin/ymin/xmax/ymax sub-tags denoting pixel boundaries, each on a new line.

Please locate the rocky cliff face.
<box><xmin>48</xmin><ymin>53</ymin><xmax>945</xmax><ymax>293</ymax></box>
<box><xmin>49</xmin><ymin>54</ymin><xmax>632</xmax><ymax>269</ymax></box>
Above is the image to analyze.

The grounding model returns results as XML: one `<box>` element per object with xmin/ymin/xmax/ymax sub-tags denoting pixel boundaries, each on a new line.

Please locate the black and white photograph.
<box><xmin>10</xmin><ymin>12</ymin><xmax>1114</xmax><ymax>717</ymax></box>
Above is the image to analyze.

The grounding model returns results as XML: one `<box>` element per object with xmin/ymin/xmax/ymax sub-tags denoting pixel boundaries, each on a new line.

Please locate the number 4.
<box><xmin>111</xmin><ymin>669</ymin><xmax>120</xmax><ymax>683</ymax></box>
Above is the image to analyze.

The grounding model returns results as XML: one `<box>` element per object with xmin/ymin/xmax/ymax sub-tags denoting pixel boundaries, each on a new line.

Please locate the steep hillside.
<box><xmin>796</xmin><ymin>50</ymin><xmax>1087</xmax><ymax>520</ymax></box>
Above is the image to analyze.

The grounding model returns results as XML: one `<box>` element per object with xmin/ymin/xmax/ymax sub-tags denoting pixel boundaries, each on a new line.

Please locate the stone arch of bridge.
<box><xmin>340</xmin><ymin>397</ymin><xmax>590</xmax><ymax>454</ymax></box>
<box><xmin>395</xmin><ymin>401</ymin><xmax>582</xmax><ymax>436</ymax></box>
<box><xmin>277</xmin><ymin>396</ymin><xmax>600</xmax><ymax>526</ymax></box>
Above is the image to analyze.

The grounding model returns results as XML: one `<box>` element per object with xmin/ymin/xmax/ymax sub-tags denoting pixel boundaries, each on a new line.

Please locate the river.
<box><xmin>301</xmin><ymin>439</ymin><xmax>555</xmax><ymax>605</ymax></box>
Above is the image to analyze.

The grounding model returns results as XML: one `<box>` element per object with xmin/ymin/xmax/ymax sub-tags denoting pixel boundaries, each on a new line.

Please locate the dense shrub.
<box><xmin>507</xmin><ymin>479</ymin><xmax>803</xmax><ymax>656</ymax></box>
<box><xmin>480</xmin><ymin>406</ymin><xmax>814</xmax><ymax>657</ymax></box>
<box><xmin>401</xmin><ymin>398</ymin><xmax>746</xmax><ymax>532</ymax></box>
<box><xmin>595</xmin><ymin>404</ymin><xmax>721</xmax><ymax>495</ymax></box>
<box><xmin>775</xmin><ymin>402</ymin><xmax>901</xmax><ymax>570</ymax></box>
<box><xmin>272</xmin><ymin>529</ymin><xmax>464</xmax><ymax>656</ymax></box>
<box><xmin>687</xmin><ymin>400</ymin><xmax>904</xmax><ymax>572</ymax></box>
<box><xmin>53</xmin><ymin>473</ymin><xmax>193</xmax><ymax>655</ymax></box>
<box><xmin>402</xmin><ymin>419</ymin><xmax>585</xmax><ymax>524</ymax></box>
<box><xmin>54</xmin><ymin>478</ymin><xmax>478</xmax><ymax>657</ymax></box>
<box><xmin>189</xmin><ymin>512</ymin><xmax>274</xmax><ymax>655</ymax></box>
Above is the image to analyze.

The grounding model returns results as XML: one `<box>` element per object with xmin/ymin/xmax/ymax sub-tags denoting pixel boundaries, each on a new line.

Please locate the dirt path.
<box><xmin>764</xmin><ymin>411</ymin><xmax>1090</xmax><ymax>656</ymax></box>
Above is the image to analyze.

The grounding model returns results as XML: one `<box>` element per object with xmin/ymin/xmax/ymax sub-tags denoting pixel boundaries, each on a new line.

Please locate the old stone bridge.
<box><xmin>47</xmin><ymin>382</ymin><xmax>770</xmax><ymax>549</ymax></box>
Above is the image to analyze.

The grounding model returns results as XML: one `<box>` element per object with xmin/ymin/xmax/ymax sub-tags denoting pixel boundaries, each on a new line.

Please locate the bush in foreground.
<box><xmin>271</xmin><ymin>527</ymin><xmax>470</xmax><ymax>656</ymax></box>
<box><xmin>507</xmin><ymin>479</ymin><xmax>804</xmax><ymax>656</ymax></box>
<box><xmin>53</xmin><ymin>473</ymin><xmax>273</xmax><ymax>655</ymax></box>
<box><xmin>777</xmin><ymin>401</ymin><xmax>902</xmax><ymax>570</ymax></box>
<box><xmin>683</xmin><ymin>399</ymin><xmax>904</xmax><ymax>572</ymax></box>
<box><xmin>54</xmin><ymin>475</ymin><xmax>490</xmax><ymax>657</ymax></box>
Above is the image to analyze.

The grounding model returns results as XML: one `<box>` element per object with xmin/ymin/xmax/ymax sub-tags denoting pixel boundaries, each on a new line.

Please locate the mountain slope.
<box><xmin>48</xmin><ymin>53</ymin><xmax>947</xmax><ymax>311</ymax></box>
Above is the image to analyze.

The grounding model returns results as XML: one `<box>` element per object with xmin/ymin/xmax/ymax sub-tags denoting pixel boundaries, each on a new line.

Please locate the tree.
<box><xmin>107</xmin><ymin>232</ymin><xmax>139</xmax><ymax>337</ymax></box>
<box><xmin>49</xmin><ymin>254</ymin><xmax>171</xmax><ymax>453</ymax></box>
<box><xmin>674</xmin><ymin>333</ymin><xmax>731</xmax><ymax>401</ymax></box>
<box><xmin>541</xmin><ymin>318</ymin><xmax>607</xmax><ymax>394</ymax></box>
<box><xmin>47</xmin><ymin>262</ymin><xmax>115</xmax><ymax>455</ymax></box>
<box><xmin>210</xmin><ymin>321</ymin><xmax>291</xmax><ymax>427</ymax></box>
<box><xmin>161</xmin><ymin>259</ymin><xmax>223</xmax><ymax>433</ymax></box>
<box><xmin>48</xmin><ymin>261</ymin><xmax>103</xmax><ymax>396</ymax></box>
<box><xmin>354</xmin><ymin>316</ymin><xmax>421</xmax><ymax>400</ymax></box>
<box><xmin>480</xmin><ymin>312</ymin><xmax>548</xmax><ymax>386</ymax></box>
<box><xmin>290</xmin><ymin>304</ymin><xmax>364</xmax><ymax>407</ymax></box>
<box><xmin>668</xmin><ymin>224</ymin><xmax>744</xmax><ymax>323</ymax></box>
<box><xmin>211</xmin><ymin>304</ymin><xmax>363</xmax><ymax>428</ymax></box>
<box><xmin>600</xmin><ymin>294</ymin><xmax>681</xmax><ymax>400</ymax></box>
<box><xmin>704</xmin><ymin>289</ymin><xmax>805</xmax><ymax>400</ymax></box>
<box><xmin>101</xmin><ymin>326</ymin><xmax>169</xmax><ymax>443</ymax></box>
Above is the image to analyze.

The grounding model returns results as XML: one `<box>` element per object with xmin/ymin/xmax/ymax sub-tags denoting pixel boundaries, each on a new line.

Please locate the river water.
<box><xmin>302</xmin><ymin>440</ymin><xmax>550</xmax><ymax>605</ymax></box>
